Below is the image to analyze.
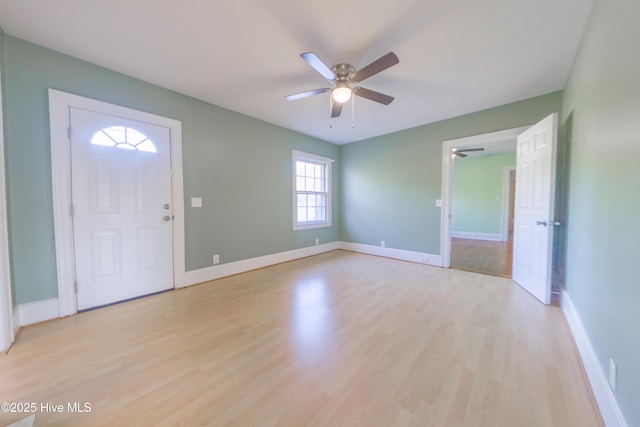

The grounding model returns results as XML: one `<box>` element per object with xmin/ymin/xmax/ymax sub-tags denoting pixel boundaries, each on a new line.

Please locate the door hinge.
<box><xmin>67</xmin><ymin>126</ymin><xmax>72</xmax><ymax>140</ymax></box>
<box><xmin>74</xmin><ymin>281</ymin><xmax>78</xmax><ymax>293</ymax></box>
<box><xmin>70</xmin><ymin>204</ymin><xmax>74</xmax><ymax>217</ymax></box>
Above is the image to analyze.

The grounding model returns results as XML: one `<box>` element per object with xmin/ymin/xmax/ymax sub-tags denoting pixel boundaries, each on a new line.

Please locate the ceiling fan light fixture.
<box><xmin>332</xmin><ymin>85</ymin><xmax>352</xmax><ymax>103</ymax></box>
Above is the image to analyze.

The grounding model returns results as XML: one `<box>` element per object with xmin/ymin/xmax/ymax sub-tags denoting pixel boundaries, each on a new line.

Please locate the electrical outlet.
<box><xmin>609</xmin><ymin>358</ymin><xmax>617</xmax><ymax>391</ymax></box>
<box><xmin>213</xmin><ymin>254</ymin><xmax>220</xmax><ymax>265</ymax></box>
<box><xmin>315</xmin><ymin>238</ymin><xmax>319</xmax><ymax>245</ymax></box>
<box><xmin>381</xmin><ymin>240</ymin><xmax>386</xmax><ymax>248</ymax></box>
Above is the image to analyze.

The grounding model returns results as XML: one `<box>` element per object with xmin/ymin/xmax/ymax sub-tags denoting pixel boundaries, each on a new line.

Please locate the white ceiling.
<box><xmin>0</xmin><ymin>0</ymin><xmax>593</xmax><ymax>145</ymax></box>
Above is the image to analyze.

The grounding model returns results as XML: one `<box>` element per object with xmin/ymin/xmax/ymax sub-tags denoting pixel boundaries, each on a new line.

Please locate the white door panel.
<box><xmin>512</xmin><ymin>113</ymin><xmax>557</xmax><ymax>304</ymax></box>
<box><xmin>71</xmin><ymin>107</ymin><xmax>173</xmax><ymax>310</ymax></box>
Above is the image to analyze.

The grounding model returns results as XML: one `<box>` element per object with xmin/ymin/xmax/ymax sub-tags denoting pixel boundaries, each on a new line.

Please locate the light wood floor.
<box><xmin>451</xmin><ymin>238</ymin><xmax>513</xmax><ymax>278</ymax></box>
<box><xmin>0</xmin><ymin>251</ymin><xmax>601</xmax><ymax>426</ymax></box>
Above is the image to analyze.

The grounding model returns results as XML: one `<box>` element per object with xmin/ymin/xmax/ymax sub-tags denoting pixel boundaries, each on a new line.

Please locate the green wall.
<box><xmin>451</xmin><ymin>152</ymin><xmax>515</xmax><ymax>235</ymax></box>
<box><xmin>339</xmin><ymin>92</ymin><xmax>562</xmax><ymax>254</ymax></box>
<box><xmin>562</xmin><ymin>0</ymin><xmax>640</xmax><ymax>424</ymax></box>
<box><xmin>2</xmin><ymin>36</ymin><xmax>340</xmax><ymax>305</ymax></box>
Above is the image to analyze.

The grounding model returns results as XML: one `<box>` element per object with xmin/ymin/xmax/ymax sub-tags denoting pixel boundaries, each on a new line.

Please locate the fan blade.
<box><xmin>300</xmin><ymin>52</ymin><xmax>335</xmax><ymax>81</ymax></box>
<box><xmin>457</xmin><ymin>148</ymin><xmax>485</xmax><ymax>153</ymax></box>
<box><xmin>331</xmin><ymin>100</ymin><xmax>343</xmax><ymax>118</ymax></box>
<box><xmin>353</xmin><ymin>87</ymin><xmax>394</xmax><ymax>105</ymax></box>
<box><xmin>285</xmin><ymin>88</ymin><xmax>330</xmax><ymax>101</ymax></box>
<box><xmin>352</xmin><ymin>52</ymin><xmax>399</xmax><ymax>82</ymax></box>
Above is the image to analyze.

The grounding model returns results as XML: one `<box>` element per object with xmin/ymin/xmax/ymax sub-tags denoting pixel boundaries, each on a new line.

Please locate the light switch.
<box><xmin>435</xmin><ymin>199</ymin><xmax>442</xmax><ymax>208</ymax></box>
<box><xmin>191</xmin><ymin>197</ymin><xmax>202</xmax><ymax>208</ymax></box>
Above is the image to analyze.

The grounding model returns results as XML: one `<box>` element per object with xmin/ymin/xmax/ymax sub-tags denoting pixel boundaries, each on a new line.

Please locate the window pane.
<box><xmin>305</xmin><ymin>177</ymin><xmax>315</xmax><ymax>191</ymax></box>
<box><xmin>305</xmin><ymin>162</ymin><xmax>314</xmax><ymax>177</ymax></box>
<box><xmin>103</xmin><ymin>126</ymin><xmax>126</xmax><ymax>142</ymax></box>
<box><xmin>315</xmin><ymin>207</ymin><xmax>326</xmax><ymax>221</ymax></box>
<box><xmin>297</xmin><ymin>194</ymin><xmax>307</xmax><ymax>207</ymax></box>
<box><xmin>136</xmin><ymin>139</ymin><xmax>157</xmax><ymax>153</ymax></box>
<box><xmin>297</xmin><ymin>207</ymin><xmax>307</xmax><ymax>222</ymax></box>
<box><xmin>92</xmin><ymin>132</ymin><xmax>115</xmax><ymax>147</ymax></box>
<box><xmin>296</xmin><ymin>161</ymin><xmax>305</xmax><ymax>176</ymax></box>
<box><xmin>308</xmin><ymin>207</ymin><xmax>317</xmax><ymax>221</ymax></box>
<box><xmin>126</xmin><ymin>127</ymin><xmax>147</xmax><ymax>145</ymax></box>
<box><xmin>314</xmin><ymin>178</ymin><xmax>324</xmax><ymax>192</ymax></box>
<box><xmin>315</xmin><ymin>164</ymin><xmax>323</xmax><ymax>179</ymax></box>
<box><xmin>296</xmin><ymin>176</ymin><xmax>306</xmax><ymax>191</ymax></box>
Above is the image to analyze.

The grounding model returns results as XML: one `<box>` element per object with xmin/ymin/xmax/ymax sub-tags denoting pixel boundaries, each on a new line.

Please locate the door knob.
<box><xmin>163</xmin><ymin>215</ymin><xmax>172</xmax><ymax>221</ymax></box>
<box><xmin>163</xmin><ymin>204</ymin><xmax>170</xmax><ymax>210</ymax></box>
<box><xmin>536</xmin><ymin>220</ymin><xmax>548</xmax><ymax>227</ymax></box>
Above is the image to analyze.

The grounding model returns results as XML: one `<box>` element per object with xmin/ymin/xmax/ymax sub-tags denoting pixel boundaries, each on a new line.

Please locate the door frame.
<box><xmin>440</xmin><ymin>126</ymin><xmax>529</xmax><ymax>268</ymax></box>
<box><xmin>501</xmin><ymin>166</ymin><xmax>516</xmax><ymax>242</ymax></box>
<box><xmin>49</xmin><ymin>89</ymin><xmax>186</xmax><ymax>317</ymax></box>
<box><xmin>0</xmin><ymin>65</ymin><xmax>14</xmax><ymax>351</ymax></box>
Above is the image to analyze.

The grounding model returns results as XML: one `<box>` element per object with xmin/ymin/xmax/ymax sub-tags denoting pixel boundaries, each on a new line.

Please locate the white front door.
<box><xmin>512</xmin><ymin>113</ymin><xmax>558</xmax><ymax>304</ymax></box>
<box><xmin>70</xmin><ymin>107</ymin><xmax>174</xmax><ymax>310</ymax></box>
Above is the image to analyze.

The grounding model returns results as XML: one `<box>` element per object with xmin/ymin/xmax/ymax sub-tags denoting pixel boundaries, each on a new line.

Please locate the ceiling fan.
<box><xmin>452</xmin><ymin>148</ymin><xmax>485</xmax><ymax>158</ymax></box>
<box><xmin>285</xmin><ymin>51</ymin><xmax>399</xmax><ymax>118</ymax></box>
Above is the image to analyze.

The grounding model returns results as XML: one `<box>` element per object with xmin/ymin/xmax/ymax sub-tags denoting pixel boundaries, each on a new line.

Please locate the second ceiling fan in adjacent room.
<box><xmin>452</xmin><ymin>147</ymin><xmax>485</xmax><ymax>158</ymax></box>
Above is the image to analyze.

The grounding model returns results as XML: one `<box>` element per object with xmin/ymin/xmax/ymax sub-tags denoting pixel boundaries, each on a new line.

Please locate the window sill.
<box><xmin>293</xmin><ymin>221</ymin><xmax>332</xmax><ymax>231</ymax></box>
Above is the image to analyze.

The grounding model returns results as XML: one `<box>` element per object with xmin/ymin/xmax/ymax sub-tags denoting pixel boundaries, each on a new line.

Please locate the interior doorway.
<box><xmin>448</xmin><ymin>149</ymin><xmax>516</xmax><ymax>277</ymax></box>
<box><xmin>441</xmin><ymin>113</ymin><xmax>559</xmax><ymax>307</ymax></box>
<box><xmin>440</xmin><ymin>126</ymin><xmax>529</xmax><ymax>274</ymax></box>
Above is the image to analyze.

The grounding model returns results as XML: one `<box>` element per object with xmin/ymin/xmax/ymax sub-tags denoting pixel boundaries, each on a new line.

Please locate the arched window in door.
<box><xmin>90</xmin><ymin>126</ymin><xmax>157</xmax><ymax>153</ymax></box>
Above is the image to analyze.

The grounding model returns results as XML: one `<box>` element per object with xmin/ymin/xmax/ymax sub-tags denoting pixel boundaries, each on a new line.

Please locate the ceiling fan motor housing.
<box><xmin>331</xmin><ymin>63</ymin><xmax>356</xmax><ymax>84</ymax></box>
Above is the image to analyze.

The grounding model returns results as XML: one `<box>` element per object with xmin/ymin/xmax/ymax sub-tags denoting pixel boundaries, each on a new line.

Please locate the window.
<box><xmin>91</xmin><ymin>126</ymin><xmax>157</xmax><ymax>153</ymax></box>
<box><xmin>293</xmin><ymin>150</ymin><xmax>332</xmax><ymax>230</ymax></box>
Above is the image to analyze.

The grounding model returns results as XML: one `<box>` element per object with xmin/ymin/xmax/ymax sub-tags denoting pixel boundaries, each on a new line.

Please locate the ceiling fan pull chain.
<box><xmin>329</xmin><ymin>97</ymin><xmax>333</xmax><ymax>128</ymax></box>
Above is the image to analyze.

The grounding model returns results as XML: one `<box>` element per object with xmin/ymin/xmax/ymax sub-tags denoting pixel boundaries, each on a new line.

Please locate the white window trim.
<box><xmin>292</xmin><ymin>150</ymin><xmax>332</xmax><ymax>231</ymax></box>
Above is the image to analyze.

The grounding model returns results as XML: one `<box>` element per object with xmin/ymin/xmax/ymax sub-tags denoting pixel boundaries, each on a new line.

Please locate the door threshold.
<box><xmin>78</xmin><ymin>289</ymin><xmax>173</xmax><ymax>313</ymax></box>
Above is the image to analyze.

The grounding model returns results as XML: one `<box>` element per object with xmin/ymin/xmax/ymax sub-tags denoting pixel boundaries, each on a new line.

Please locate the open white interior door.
<box><xmin>512</xmin><ymin>113</ymin><xmax>558</xmax><ymax>304</ymax></box>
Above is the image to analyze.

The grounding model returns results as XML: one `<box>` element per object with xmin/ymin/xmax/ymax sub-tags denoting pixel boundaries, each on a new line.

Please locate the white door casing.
<box><xmin>512</xmin><ymin>113</ymin><xmax>558</xmax><ymax>304</ymax></box>
<box><xmin>70</xmin><ymin>108</ymin><xmax>174</xmax><ymax>310</ymax></box>
<box><xmin>0</xmin><ymin>64</ymin><xmax>14</xmax><ymax>351</ymax></box>
<box><xmin>49</xmin><ymin>90</ymin><xmax>185</xmax><ymax>316</ymax></box>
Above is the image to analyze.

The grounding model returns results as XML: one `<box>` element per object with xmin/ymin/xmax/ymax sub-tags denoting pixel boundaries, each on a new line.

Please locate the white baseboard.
<box><xmin>339</xmin><ymin>242</ymin><xmax>442</xmax><ymax>267</ymax></box>
<box><xmin>451</xmin><ymin>231</ymin><xmax>504</xmax><ymax>241</ymax></box>
<box><xmin>14</xmin><ymin>297</ymin><xmax>60</xmax><ymax>327</ymax></box>
<box><xmin>561</xmin><ymin>291</ymin><xmax>627</xmax><ymax>427</ymax></box>
<box><xmin>182</xmin><ymin>242</ymin><xmax>341</xmax><ymax>287</ymax></box>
